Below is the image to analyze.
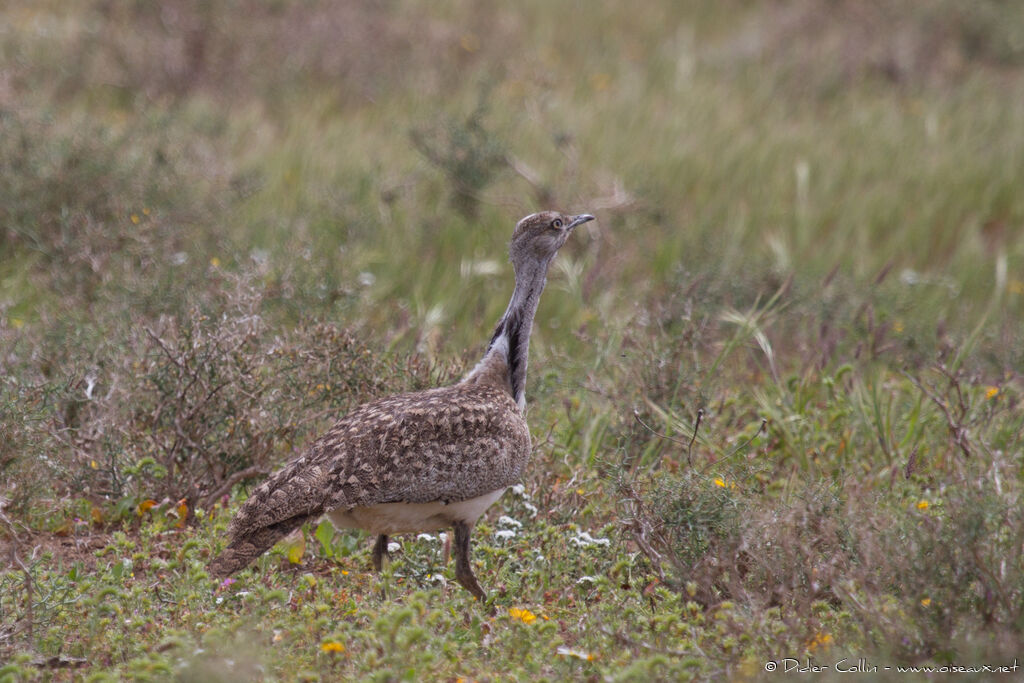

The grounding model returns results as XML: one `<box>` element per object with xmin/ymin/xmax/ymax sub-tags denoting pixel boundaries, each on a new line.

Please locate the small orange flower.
<box><xmin>320</xmin><ymin>641</ymin><xmax>345</xmax><ymax>653</ymax></box>
<box><xmin>175</xmin><ymin>499</ymin><xmax>188</xmax><ymax>528</ymax></box>
<box><xmin>985</xmin><ymin>386</ymin><xmax>999</xmax><ymax>400</ymax></box>
<box><xmin>807</xmin><ymin>633</ymin><xmax>833</xmax><ymax>650</ymax></box>
<box><xmin>917</xmin><ymin>500</ymin><xmax>929</xmax><ymax>510</ymax></box>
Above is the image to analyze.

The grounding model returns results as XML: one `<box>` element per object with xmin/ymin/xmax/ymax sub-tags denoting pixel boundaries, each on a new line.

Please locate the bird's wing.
<box><xmin>224</xmin><ymin>452</ymin><xmax>332</xmax><ymax>539</ymax></box>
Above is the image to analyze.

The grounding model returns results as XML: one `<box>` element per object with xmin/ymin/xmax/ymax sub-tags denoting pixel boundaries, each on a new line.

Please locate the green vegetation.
<box><xmin>2</xmin><ymin>1</ymin><xmax>1023</xmax><ymax>680</ymax></box>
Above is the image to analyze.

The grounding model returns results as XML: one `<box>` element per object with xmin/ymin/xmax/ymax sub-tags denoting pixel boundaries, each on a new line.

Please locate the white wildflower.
<box><xmin>556</xmin><ymin>646</ymin><xmax>595</xmax><ymax>661</ymax></box>
<box><xmin>494</xmin><ymin>529</ymin><xmax>517</xmax><ymax>541</ymax></box>
<box><xmin>569</xmin><ymin>530</ymin><xmax>610</xmax><ymax>548</ymax></box>
<box><xmin>387</xmin><ymin>542</ymin><xmax>400</xmax><ymax>553</ymax></box>
<box><xmin>498</xmin><ymin>515</ymin><xmax>522</xmax><ymax>529</ymax></box>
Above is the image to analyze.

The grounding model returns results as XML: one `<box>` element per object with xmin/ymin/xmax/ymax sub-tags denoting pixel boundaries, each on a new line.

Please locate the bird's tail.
<box><xmin>208</xmin><ymin>514</ymin><xmax>313</xmax><ymax>578</ymax></box>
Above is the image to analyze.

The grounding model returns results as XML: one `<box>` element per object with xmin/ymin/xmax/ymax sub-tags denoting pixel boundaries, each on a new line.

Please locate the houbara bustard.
<box><xmin>209</xmin><ymin>211</ymin><xmax>595</xmax><ymax>599</ymax></box>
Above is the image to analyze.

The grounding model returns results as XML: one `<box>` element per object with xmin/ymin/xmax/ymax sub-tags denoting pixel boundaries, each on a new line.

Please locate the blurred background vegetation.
<box><xmin>2</xmin><ymin>0</ymin><xmax>1023</xmax><ymax>679</ymax></box>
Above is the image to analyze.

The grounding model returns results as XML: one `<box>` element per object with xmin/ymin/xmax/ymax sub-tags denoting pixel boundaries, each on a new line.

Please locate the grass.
<box><xmin>2</xmin><ymin>0</ymin><xmax>1024</xmax><ymax>680</ymax></box>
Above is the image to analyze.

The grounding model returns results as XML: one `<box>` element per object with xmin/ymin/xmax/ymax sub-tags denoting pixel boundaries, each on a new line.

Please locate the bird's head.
<box><xmin>509</xmin><ymin>211</ymin><xmax>595</xmax><ymax>269</ymax></box>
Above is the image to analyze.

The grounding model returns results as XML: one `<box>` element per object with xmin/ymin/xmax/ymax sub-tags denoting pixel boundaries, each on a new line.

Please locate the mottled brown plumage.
<box><xmin>209</xmin><ymin>211</ymin><xmax>595</xmax><ymax>599</ymax></box>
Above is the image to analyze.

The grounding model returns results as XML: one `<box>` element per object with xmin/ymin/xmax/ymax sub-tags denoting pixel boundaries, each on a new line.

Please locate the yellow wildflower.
<box><xmin>210</xmin><ymin>257</ymin><xmax>221</xmax><ymax>268</ymax></box>
<box><xmin>509</xmin><ymin>607</ymin><xmax>537</xmax><ymax>624</ymax></box>
<box><xmin>893</xmin><ymin>320</ymin><xmax>904</xmax><ymax>334</ymax></box>
<box><xmin>320</xmin><ymin>641</ymin><xmax>345</xmax><ymax>653</ymax></box>
<box><xmin>921</xmin><ymin>598</ymin><xmax>931</xmax><ymax>607</ymax></box>
<box><xmin>130</xmin><ymin>214</ymin><xmax>140</xmax><ymax>224</ymax></box>
<box><xmin>287</xmin><ymin>539</ymin><xmax>305</xmax><ymax>564</ymax></box>
<box><xmin>917</xmin><ymin>500</ymin><xmax>929</xmax><ymax>510</ymax></box>
<box><xmin>985</xmin><ymin>386</ymin><xmax>999</xmax><ymax>400</ymax></box>
<box><xmin>714</xmin><ymin>477</ymin><xmax>726</xmax><ymax>488</ymax></box>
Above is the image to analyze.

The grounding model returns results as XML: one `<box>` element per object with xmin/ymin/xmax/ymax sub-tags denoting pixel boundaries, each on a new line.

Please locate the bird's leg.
<box><xmin>372</xmin><ymin>534</ymin><xmax>389</xmax><ymax>572</ymax></box>
<box><xmin>453</xmin><ymin>521</ymin><xmax>486</xmax><ymax>602</ymax></box>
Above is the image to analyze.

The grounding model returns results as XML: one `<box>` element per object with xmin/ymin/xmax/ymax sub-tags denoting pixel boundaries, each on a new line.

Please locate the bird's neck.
<box><xmin>464</xmin><ymin>258</ymin><xmax>550</xmax><ymax>411</ymax></box>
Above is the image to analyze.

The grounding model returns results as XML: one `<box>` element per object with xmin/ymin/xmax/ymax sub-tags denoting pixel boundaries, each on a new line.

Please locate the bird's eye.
<box><xmin>552</xmin><ymin>218</ymin><xmax>563</xmax><ymax>229</ymax></box>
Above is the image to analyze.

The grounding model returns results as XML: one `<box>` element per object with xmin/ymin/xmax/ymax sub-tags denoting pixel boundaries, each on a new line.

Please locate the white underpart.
<box><xmin>325</xmin><ymin>488</ymin><xmax>506</xmax><ymax>536</ymax></box>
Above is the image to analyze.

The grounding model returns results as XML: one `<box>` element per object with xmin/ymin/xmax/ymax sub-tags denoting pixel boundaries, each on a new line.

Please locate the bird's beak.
<box><xmin>567</xmin><ymin>214</ymin><xmax>596</xmax><ymax>230</ymax></box>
